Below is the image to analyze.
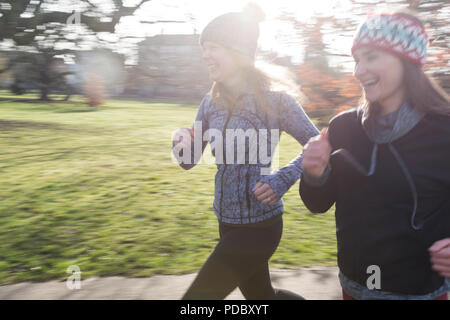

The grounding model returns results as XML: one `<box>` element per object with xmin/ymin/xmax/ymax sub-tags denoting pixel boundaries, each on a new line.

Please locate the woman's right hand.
<box><xmin>302</xmin><ymin>128</ymin><xmax>332</xmax><ymax>178</ymax></box>
<box><xmin>173</xmin><ymin>127</ymin><xmax>194</xmax><ymax>149</ymax></box>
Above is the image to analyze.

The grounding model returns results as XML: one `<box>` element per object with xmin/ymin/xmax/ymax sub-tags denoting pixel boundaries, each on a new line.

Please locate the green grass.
<box><xmin>0</xmin><ymin>95</ymin><xmax>336</xmax><ymax>285</ymax></box>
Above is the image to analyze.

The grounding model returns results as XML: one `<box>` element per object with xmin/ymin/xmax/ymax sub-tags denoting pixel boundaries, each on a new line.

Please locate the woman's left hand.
<box><xmin>253</xmin><ymin>182</ymin><xmax>278</xmax><ymax>205</ymax></box>
<box><xmin>429</xmin><ymin>238</ymin><xmax>450</xmax><ymax>278</ymax></box>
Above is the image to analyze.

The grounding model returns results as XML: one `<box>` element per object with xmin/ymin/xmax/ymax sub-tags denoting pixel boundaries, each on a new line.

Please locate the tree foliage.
<box><xmin>0</xmin><ymin>0</ymin><xmax>157</xmax><ymax>101</ymax></box>
<box><xmin>0</xmin><ymin>0</ymin><xmax>152</xmax><ymax>46</ymax></box>
<box><xmin>83</xmin><ymin>73</ymin><xmax>105</xmax><ymax>107</ymax></box>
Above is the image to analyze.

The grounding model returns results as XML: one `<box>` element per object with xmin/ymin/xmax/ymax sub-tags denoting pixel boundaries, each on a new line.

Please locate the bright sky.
<box><xmin>116</xmin><ymin>0</ymin><xmax>357</xmax><ymax>65</ymax></box>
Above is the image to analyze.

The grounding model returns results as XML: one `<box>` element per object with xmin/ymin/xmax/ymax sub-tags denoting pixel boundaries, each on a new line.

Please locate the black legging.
<box><xmin>182</xmin><ymin>215</ymin><xmax>304</xmax><ymax>300</ymax></box>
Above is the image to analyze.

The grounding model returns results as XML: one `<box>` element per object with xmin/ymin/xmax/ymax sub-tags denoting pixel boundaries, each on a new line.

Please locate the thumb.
<box><xmin>429</xmin><ymin>238</ymin><xmax>450</xmax><ymax>253</ymax></box>
<box><xmin>320</xmin><ymin>128</ymin><xmax>329</xmax><ymax>141</ymax></box>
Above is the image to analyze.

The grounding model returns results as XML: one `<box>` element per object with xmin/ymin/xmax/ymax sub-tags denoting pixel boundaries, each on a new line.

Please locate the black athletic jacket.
<box><xmin>299</xmin><ymin>109</ymin><xmax>450</xmax><ymax>295</ymax></box>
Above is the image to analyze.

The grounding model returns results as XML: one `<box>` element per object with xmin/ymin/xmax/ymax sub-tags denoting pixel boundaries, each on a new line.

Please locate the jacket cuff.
<box><xmin>301</xmin><ymin>164</ymin><xmax>331</xmax><ymax>187</ymax></box>
<box><xmin>259</xmin><ymin>173</ymin><xmax>290</xmax><ymax>200</ymax></box>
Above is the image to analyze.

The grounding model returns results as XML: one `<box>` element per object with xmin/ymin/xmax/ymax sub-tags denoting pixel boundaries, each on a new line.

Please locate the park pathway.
<box><xmin>0</xmin><ymin>266</ymin><xmax>342</xmax><ymax>300</ymax></box>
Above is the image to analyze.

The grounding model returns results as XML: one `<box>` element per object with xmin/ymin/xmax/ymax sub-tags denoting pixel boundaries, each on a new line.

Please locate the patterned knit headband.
<box><xmin>351</xmin><ymin>12</ymin><xmax>428</xmax><ymax>65</ymax></box>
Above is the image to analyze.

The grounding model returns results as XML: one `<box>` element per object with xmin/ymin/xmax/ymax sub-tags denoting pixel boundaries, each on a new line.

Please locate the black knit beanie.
<box><xmin>199</xmin><ymin>3</ymin><xmax>265</xmax><ymax>59</ymax></box>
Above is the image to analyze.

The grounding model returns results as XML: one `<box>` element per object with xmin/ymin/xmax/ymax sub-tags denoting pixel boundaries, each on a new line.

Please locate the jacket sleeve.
<box><xmin>172</xmin><ymin>95</ymin><xmax>210</xmax><ymax>170</ymax></box>
<box><xmin>299</xmin><ymin>165</ymin><xmax>336</xmax><ymax>214</ymax></box>
<box><xmin>259</xmin><ymin>93</ymin><xmax>319</xmax><ymax>199</ymax></box>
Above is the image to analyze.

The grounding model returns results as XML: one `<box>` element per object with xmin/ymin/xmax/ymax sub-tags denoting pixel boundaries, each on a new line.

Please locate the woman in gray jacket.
<box><xmin>172</xmin><ymin>4</ymin><xmax>318</xmax><ymax>300</ymax></box>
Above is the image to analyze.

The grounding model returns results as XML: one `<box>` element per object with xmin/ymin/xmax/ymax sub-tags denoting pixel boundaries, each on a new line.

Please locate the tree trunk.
<box><xmin>40</xmin><ymin>88</ymin><xmax>50</xmax><ymax>101</ymax></box>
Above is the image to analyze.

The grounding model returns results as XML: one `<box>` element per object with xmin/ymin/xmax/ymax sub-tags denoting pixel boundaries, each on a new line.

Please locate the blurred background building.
<box><xmin>132</xmin><ymin>34</ymin><xmax>210</xmax><ymax>99</ymax></box>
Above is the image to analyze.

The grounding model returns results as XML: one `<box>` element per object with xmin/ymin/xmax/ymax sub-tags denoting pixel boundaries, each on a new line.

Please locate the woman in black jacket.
<box><xmin>299</xmin><ymin>10</ymin><xmax>450</xmax><ymax>299</ymax></box>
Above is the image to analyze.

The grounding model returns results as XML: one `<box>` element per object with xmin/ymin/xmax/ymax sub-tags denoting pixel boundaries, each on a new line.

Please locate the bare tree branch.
<box><xmin>140</xmin><ymin>20</ymin><xmax>185</xmax><ymax>24</ymax></box>
<box><xmin>81</xmin><ymin>0</ymin><xmax>99</xmax><ymax>9</ymax></box>
<box><xmin>0</xmin><ymin>0</ymin><xmax>154</xmax><ymax>44</ymax></box>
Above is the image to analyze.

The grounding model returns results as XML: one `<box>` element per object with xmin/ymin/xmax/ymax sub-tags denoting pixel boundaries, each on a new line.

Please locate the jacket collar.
<box><xmin>361</xmin><ymin>101</ymin><xmax>425</xmax><ymax>144</ymax></box>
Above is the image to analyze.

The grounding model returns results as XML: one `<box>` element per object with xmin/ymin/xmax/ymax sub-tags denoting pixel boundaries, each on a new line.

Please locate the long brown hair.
<box><xmin>210</xmin><ymin>46</ymin><xmax>303</xmax><ymax>118</ymax></box>
<box><xmin>359</xmin><ymin>10</ymin><xmax>450</xmax><ymax>119</ymax></box>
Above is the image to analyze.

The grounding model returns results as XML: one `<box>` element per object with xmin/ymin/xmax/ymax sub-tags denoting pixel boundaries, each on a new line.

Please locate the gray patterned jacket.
<box><xmin>174</xmin><ymin>89</ymin><xmax>319</xmax><ymax>224</ymax></box>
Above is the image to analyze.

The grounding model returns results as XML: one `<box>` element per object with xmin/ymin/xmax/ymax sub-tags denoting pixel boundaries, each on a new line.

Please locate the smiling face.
<box><xmin>201</xmin><ymin>41</ymin><xmax>240</xmax><ymax>84</ymax></box>
<box><xmin>353</xmin><ymin>47</ymin><xmax>407</xmax><ymax>112</ymax></box>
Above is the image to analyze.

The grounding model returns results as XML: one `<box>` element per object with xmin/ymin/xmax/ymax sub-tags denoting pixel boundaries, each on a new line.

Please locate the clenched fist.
<box><xmin>173</xmin><ymin>126</ymin><xmax>194</xmax><ymax>149</ymax></box>
<box><xmin>302</xmin><ymin>128</ymin><xmax>332</xmax><ymax>178</ymax></box>
<box><xmin>429</xmin><ymin>238</ymin><xmax>450</xmax><ymax>278</ymax></box>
